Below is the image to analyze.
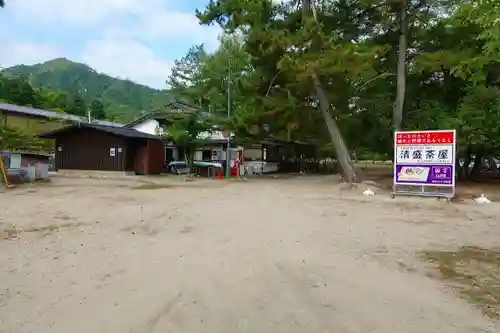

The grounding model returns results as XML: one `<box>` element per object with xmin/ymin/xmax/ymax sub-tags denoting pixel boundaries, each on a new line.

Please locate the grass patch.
<box><xmin>1</xmin><ymin>222</ymin><xmax>83</xmax><ymax>240</ymax></box>
<box><xmin>421</xmin><ymin>246</ymin><xmax>500</xmax><ymax>319</ymax></box>
<box><xmin>132</xmin><ymin>183</ymin><xmax>173</xmax><ymax>190</ymax></box>
<box><xmin>23</xmin><ymin>222</ymin><xmax>82</xmax><ymax>235</ymax></box>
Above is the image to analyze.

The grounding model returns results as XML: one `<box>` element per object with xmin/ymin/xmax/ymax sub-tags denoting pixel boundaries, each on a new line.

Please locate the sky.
<box><xmin>0</xmin><ymin>0</ymin><xmax>222</xmax><ymax>89</ymax></box>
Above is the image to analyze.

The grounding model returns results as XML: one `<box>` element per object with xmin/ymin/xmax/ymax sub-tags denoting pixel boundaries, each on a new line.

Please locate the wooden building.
<box><xmin>39</xmin><ymin>123</ymin><xmax>164</xmax><ymax>174</ymax></box>
<box><xmin>0</xmin><ymin>102</ymin><xmax>122</xmax><ymax>133</ymax></box>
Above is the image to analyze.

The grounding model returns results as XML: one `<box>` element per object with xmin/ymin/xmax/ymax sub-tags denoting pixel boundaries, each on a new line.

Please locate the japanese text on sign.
<box><xmin>395</xmin><ymin>131</ymin><xmax>454</xmax><ymax>144</ymax></box>
<box><xmin>395</xmin><ymin>145</ymin><xmax>452</xmax><ymax>164</ymax></box>
<box><xmin>394</xmin><ymin>130</ymin><xmax>456</xmax><ymax>187</ymax></box>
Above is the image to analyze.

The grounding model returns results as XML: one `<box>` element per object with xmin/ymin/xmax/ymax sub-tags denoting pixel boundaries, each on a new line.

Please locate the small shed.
<box><xmin>39</xmin><ymin>123</ymin><xmax>164</xmax><ymax>174</ymax></box>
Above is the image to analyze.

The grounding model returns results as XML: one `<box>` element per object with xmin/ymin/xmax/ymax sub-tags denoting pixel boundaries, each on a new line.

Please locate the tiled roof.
<box><xmin>93</xmin><ymin>119</ymin><xmax>124</xmax><ymax>127</ymax></box>
<box><xmin>39</xmin><ymin>122</ymin><xmax>161</xmax><ymax>140</ymax></box>
<box><xmin>0</xmin><ymin>102</ymin><xmax>124</xmax><ymax>127</ymax></box>
<box><xmin>124</xmin><ymin>101</ymin><xmax>207</xmax><ymax>127</ymax></box>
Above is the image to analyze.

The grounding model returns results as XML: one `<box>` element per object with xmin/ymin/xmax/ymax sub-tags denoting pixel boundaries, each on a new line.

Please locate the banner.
<box><xmin>394</xmin><ymin>130</ymin><xmax>456</xmax><ymax>187</ymax></box>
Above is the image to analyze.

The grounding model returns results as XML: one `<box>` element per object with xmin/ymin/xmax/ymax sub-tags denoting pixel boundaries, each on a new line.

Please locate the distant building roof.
<box><xmin>0</xmin><ymin>102</ymin><xmax>124</xmax><ymax>127</ymax></box>
<box><xmin>124</xmin><ymin>101</ymin><xmax>203</xmax><ymax>128</ymax></box>
<box><xmin>0</xmin><ymin>102</ymin><xmax>82</xmax><ymax>121</ymax></box>
<box><xmin>93</xmin><ymin>119</ymin><xmax>124</xmax><ymax>127</ymax></box>
<box><xmin>39</xmin><ymin>122</ymin><xmax>162</xmax><ymax>140</ymax></box>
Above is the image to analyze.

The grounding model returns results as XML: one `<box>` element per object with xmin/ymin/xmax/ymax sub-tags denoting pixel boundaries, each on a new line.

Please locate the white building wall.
<box><xmin>132</xmin><ymin>119</ymin><xmax>222</xmax><ymax>140</ymax></box>
<box><xmin>131</xmin><ymin>119</ymin><xmax>229</xmax><ymax>163</ymax></box>
<box><xmin>198</xmin><ymin>130</ymin><xmax>225</xmax><ymax>140</ymax></box>
<box><xmin>131</xmin><ymin>119</ymin><xmax>160</xmax><ymax>135</ymax></box>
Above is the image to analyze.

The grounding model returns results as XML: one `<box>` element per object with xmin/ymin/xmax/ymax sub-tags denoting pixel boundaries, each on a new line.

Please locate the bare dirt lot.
<box><xmin>0</xmin><ymin>174</ymin><xmax>499</xmax><ymax>333</ymax></box>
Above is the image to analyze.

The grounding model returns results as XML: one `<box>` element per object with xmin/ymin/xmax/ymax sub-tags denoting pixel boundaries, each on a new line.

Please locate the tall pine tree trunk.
<box><xmin>393</xmin><ymin>0</ymin><xmax>408</xmax><ymax>131</ymax></box>
<box><xmin>302</xmin><ymin>0</ymin><xmax>358</xmax><ymax>183</ymax></box>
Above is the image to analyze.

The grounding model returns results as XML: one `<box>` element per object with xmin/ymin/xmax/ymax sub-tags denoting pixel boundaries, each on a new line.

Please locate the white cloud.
<box><xmin>0</xmin><ymin>0</ymin><xmax>222</xmax><ymax>88</ymax></box>
<box><xmin>7</xmin><ymin>0</ymin><xmax>150</xmax><ymax>25</ymax></box>
<box><xmin>131</xmin><ymin>10</ymin><xmax>221</xmax><ymax>51</ymax></box>
<box><xmin>0</xmin><ymin>40</ymin><xmax>64</xmax><ymax>69</ymax></box>
<box><xmin>0</xmin><ymin>37</ymin><xmax>176</xmax><ymax>89</ymax></box>
<box><xmin>80</xmin><ymin>39</ymin><xmax>173</xmax><ymax>89</ymax></box>
<box><xmin>6</xmin><ymin>0</ymin><xmax>221</xmax><ymax>43</ymax></box>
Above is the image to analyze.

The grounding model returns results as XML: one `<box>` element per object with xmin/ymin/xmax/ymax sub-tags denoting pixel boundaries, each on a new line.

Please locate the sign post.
<box><xmin>393</xmin><ymin>130</ymin><xmax>456</xmax><ymax>199</ymax></box>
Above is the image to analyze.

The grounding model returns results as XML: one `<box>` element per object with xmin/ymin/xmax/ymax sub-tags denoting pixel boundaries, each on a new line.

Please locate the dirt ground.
<box><xmin>0</xmin><ymin>174</ymin><xmax>499</xmax><ymax>333</ymax></box>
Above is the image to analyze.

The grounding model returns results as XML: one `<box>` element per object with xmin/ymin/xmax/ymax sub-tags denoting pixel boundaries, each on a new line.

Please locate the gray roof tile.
<box><xmin>0</xmin><ymin>102</ymin><xmax>124</xmax><ymax>127</ymax></box>
<box><xmin>39</xmin><ymin>122</ymin><xmax>162</xmax><ymax>140</ymax></box>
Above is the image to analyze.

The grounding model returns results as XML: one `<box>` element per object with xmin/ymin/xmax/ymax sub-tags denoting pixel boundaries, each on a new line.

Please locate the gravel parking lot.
<box><xmin>0</xmin><ymin>175</ymin><xmax>498</xmax><ymax>333</ymax></box>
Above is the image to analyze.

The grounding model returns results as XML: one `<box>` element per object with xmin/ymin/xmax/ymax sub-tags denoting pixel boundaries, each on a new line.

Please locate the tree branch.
<box><xmin>355</xmin><ymin>73</ymin><xmax>395</xmax><ymax>91</ymax></box>
<box><xmin>265</xmin><ymin>70</ymin><xmax>281</xmax><ymax>96</ymax></box>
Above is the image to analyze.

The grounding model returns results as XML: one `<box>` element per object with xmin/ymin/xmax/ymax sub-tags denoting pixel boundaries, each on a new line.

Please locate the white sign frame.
<box><xmin>393</xmin><ymin>129</ymin><xmax>456</xmax><ymax>199</ymax></box>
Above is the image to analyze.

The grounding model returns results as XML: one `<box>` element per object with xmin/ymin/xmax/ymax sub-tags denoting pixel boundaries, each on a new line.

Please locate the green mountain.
<box><xmin>2</xmin><ymin>58</ymin><xmax>170</xmax><ymax>122</ymax></box>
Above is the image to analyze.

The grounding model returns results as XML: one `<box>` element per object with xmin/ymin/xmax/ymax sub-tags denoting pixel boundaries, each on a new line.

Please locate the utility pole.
<box><xmin>225</xmin><ymin>57</ymin><xmax>232</xmax><ymax>178</ymax></box>
<box><xmin>82</xmin><ymin>88</ymin><xmax>92</xmax><ymax>123</ymax></box>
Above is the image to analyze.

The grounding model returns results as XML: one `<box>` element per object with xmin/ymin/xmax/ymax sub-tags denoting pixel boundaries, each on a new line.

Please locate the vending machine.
<box><xmin>228</xmin><ymin>148</ymin><xmax>239</xmax><ymax>176</ymax></box>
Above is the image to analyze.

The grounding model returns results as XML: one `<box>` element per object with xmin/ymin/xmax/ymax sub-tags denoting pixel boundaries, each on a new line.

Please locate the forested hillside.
<box><xmin>2</xmin><ymin>58</ymin><xmax>170</xmax><ymax>122</ymax></box>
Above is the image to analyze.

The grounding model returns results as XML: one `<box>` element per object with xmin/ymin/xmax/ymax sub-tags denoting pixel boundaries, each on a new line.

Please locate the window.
<box><xmin>202</xmin><ymin>150</ymin><xmax>211</xmax><ymax>160</ymax></box>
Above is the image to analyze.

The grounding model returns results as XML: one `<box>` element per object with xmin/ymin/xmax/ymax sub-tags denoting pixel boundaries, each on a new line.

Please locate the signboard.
<box><xmin>394</xmin><ymin>130</ymin><xmax>456</xmax><ymax>197</ymax></box>
<box><xmin>109</xmin><ymin>148</ymin><xmax>116</xmax><ymax>157</ymax></box>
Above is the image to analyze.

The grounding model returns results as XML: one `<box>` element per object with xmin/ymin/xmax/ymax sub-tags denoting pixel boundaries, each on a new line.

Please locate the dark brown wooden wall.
<box><xmin>55</xmin><ymin>128</ymin><xmax>127</xmax><ymax>171</ymax></box>
<box><xmin>133</xmin><ymin>145</ymin><xmax>148</xmax><ymax>174</ymax></box>
<box><xmin>132</xmin><ymin>140</ymin><xmax>164</xmax><ymax>174</ymax></box>
<box><xmin>146</xmin><ymin>139</ymin><xmax>165</xmax><ymax>174</ymax></box>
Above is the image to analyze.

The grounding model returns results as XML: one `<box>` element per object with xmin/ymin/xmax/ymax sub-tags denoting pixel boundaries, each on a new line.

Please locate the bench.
<box><xmin>6</xmin><ymin>168</ymin><xmax>22</xmax><ymax>177</ymax></box>
<box><xmin>175</xmin><ymin>168</ymin><xmax>196</xmax><ymax>182</ymax></box>
<box><xmin>175</xmin><ymin>168</ymin><xmax>190</xmax><ymax>176</ymax></box>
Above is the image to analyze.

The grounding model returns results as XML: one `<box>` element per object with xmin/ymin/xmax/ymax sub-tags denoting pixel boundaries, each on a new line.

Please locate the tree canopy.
<box><xmin>164</xmin><ymin>0</ymin><xmax>500</xmax><ymax>180</ymax></box>
<box><xmin>1</xmin><ymin>73</ymin><xmax>110</xmax><ymax>120</ymax></box>
<box><xmin>161</xmin><ymin>108</ymin><xmax>218</xmax><ymax>169</ymax></box>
